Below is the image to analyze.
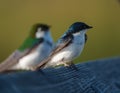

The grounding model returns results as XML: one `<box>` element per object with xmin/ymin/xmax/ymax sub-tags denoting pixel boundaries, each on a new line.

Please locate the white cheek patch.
<box><xmin>35</xmin><ymin>28</ymin><xmax>44</xmax><ymax>38</ymax></box>
<box><xmin>73</xmin><ymin>29</ymin><xmax>87</xmax><ymax>37</ymax></box>
<box><xmin>82</xmin><ymin>29</ymin><xmax>87</xmax><ymax>33</ymax></box>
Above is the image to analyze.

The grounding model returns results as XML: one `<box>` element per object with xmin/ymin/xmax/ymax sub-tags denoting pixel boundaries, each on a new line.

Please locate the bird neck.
<box><xmin>44</xmin><ymin>32</ymin><xmax>53</xmax><ymax>44</ymax></box>
<box><xmin>73</xmin><ymin>31</ymin><xmax>86</xmax><ymax>37</ymax></box>
<box><xmin>73</xmin><ymin>31</ymin><xmax>86</xmax><ymax>43</ymax></box>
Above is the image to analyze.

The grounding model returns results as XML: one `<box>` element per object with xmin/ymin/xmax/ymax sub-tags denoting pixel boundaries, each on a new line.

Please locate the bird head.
<box><xmin>18</xmin><ymin>23</ymin><xmax>52</xmax><ymax>51</ymax></box>
<box><xmin>67</xmin><ymin>22</ymin><xmax>92</xmax><ymax>35</ymax></box>
<box><xmin>30</xmin><ymin>23</ymin><xmax>50</xmax><ymax>39</ymax></box>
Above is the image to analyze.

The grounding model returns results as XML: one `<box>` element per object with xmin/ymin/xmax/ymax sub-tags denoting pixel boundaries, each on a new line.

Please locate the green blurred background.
<box><xmin>0</xmin><ymin>0</ymin><xmax>120</xmax><ymax>63</ymax></box>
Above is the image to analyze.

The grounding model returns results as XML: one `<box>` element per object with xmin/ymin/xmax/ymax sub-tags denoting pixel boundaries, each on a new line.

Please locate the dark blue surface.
<box><xmin>0</xmin><ymin>57</ymin><xmax>120</xmax><ymax>93</ymax></box>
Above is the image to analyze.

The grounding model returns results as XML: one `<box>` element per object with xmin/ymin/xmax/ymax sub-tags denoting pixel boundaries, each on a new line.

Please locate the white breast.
<box><xmin>47</xmin><ymin>32</ymin><xmax>85</xmax><ymax>66</ymax></box>
<box><xmin>12</xmin><ymin>41</ymin><xmax>53</xmax><ymax>70</ymax></box>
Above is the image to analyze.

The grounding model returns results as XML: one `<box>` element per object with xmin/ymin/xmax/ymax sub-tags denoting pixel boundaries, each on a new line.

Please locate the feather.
<box><xmin>35</xmin><ymin>34</ymin><xmax>73</xmax><ymax>69</ymax></box>
<box><xmin>0</xmin><ymin>38</ymin><xmax>44</xmax><ymax>73</ymax></box>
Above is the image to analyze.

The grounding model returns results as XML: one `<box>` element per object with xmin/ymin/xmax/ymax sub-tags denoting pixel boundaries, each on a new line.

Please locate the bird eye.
<box><xmin>84</xmin><ymin>25</ymin><xmax>87</xmax><ymax>28</ymax></box>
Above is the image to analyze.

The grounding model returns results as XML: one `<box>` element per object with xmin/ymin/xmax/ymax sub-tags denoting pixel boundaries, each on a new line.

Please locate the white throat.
<box><xmin>73</xmin><ymin>29</ymin><xmax>87</xmax><ymax>37</ymax></box>
<box><xmin>35</xmin><ymin>28</ymin><xmax>44</xmax><ymax>38</ymax></box>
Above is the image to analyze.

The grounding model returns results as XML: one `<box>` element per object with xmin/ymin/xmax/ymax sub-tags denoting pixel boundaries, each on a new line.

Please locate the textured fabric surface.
<box><xmin>0</xmin><ymin>57</ymin><xmax>120</xmax><ymax>93</ymax></box>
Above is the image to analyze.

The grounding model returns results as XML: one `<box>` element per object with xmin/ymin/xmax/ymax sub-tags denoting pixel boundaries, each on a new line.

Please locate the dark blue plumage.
<box><xmin>67</xmin><ymin>22</ymin><xmax>92</xmax><ymax>34</ymax></box>
<box><xmin>58</xmin><ymin>22</ymin><xmax>92</xmax><ymax>44</ymax></box>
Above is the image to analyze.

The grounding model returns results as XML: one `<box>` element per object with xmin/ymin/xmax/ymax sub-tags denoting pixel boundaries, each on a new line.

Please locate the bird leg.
<box><xmin>65</xmin><ymin>61</ymin><xmax>78</xmax><ymax>71</ymax></box>
<box><xmin>63</xmin><ymin>63</ymin><xmax>70</xmax><ymax>67</ymax></box>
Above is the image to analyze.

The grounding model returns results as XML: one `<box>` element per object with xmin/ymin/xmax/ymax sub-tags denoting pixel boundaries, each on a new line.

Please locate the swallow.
<box><xmin>34</xmin><ymin>22</ymin><xmax>92</xmax><ymax>70</ymax></box>
<box><xmin>0</xmin><ymin>23</ymin><xmax>54</xmax><ymax>72</ymax></box>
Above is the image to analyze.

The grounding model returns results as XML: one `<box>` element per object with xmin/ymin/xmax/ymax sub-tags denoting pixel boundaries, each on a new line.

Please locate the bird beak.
<box><xmin>87</xmin><ymin>26</ymin><xmax>93</xmax><ymax>29</ymax></box>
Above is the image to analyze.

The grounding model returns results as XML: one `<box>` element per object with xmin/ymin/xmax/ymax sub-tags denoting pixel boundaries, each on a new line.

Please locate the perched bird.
<box><xmin>0</xmin><ymin>23</ymin><xmax>53</xmax><ymax>72</ymax></box>
<box><xmin>35</xmin><ymin>22</ymin><xmax>92</xmax><ymax>70</ymax></box>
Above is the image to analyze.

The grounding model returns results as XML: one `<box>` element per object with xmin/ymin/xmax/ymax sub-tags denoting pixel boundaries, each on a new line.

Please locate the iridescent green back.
<box><xmin>18</xmin><ymin>23</ymin><xmax>49</xmax><ymax>52</ymax></box>
<box><xmin>18</xmin><ymin>37</ymin><xmax>39</xmax><ymax>52</ymax></box>
<box><xmin>18</xmin><ymin>24</ymin><xmax>41</xmax><ymax>52</ymax></box>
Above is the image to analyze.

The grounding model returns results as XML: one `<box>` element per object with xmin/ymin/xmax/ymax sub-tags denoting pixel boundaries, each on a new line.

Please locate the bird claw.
<box><xmin>65</xmin><ymin>62</ymin><xmax>79</xmax><ymax>71</ymax></box>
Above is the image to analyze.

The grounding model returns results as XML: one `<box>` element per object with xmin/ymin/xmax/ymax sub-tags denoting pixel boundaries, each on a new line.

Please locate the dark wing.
<box><xmin>0</xmin><ymin>38</ymin><xmax>44</xmax><ymax>73</ymax></box>
<box><xmin>0</xmin><ymin>50</ymin><xmax>30</xmax><ymax>73</ymax></box>
<box><xmin>35</xmin><ymin>34</ymin><xmax>73</xmax><ymax>70</ymax></box>
<box><xmin>85</xmin><ymin>34</ymin><xmax>87</xmax><ymax>43</ymax></box>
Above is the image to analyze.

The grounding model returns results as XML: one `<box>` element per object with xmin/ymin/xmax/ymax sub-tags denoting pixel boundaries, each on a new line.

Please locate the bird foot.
<box><xmin>65</xmin><ymin>62</ymin><xmax>78</xmax><ymax>71</ymax></box>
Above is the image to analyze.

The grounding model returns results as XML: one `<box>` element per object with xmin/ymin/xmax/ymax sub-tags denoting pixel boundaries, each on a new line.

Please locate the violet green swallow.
<box><xmin>0</xmin><ymin>23</ymin><xmax>53</xmax><ymax>72</ymax></box>
<box><xmin>35</xmin><ymin>22</ymin><xmax>92</xmax><ymax>70</ymax></box>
